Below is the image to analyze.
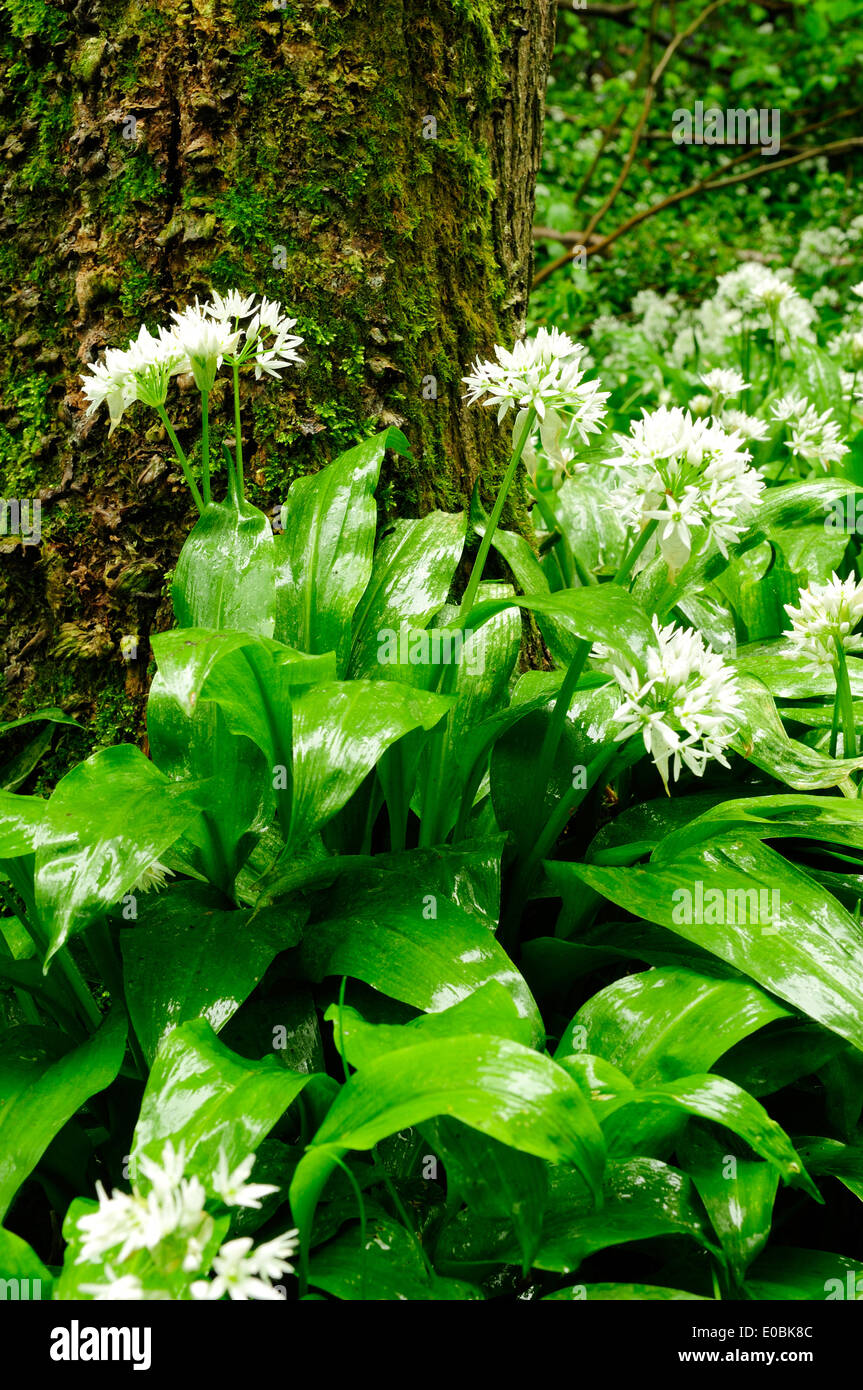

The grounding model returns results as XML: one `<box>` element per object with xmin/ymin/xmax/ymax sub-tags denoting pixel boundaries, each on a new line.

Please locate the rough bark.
<box><xmin>0</xmin><ymin>0</ymin><xmax>556</xmax><ymax>759</ymax></box>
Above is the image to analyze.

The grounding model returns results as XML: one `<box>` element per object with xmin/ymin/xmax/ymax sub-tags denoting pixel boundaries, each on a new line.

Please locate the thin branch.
<box><xmin>531</xmin><ymin>136</ymin><xmax>863</xmax><ymax>287</ymax></box>
<box><xmin>580</xmin><ymin>0</ymin><xmax>735</xmax><ymax>244</ymax></box>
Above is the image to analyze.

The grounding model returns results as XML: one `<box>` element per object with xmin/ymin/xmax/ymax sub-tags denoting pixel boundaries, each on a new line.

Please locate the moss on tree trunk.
<box><xmin>0</xmin><ymin>0</ymin><xmax>556</xmax><ymax>766</ymax></box>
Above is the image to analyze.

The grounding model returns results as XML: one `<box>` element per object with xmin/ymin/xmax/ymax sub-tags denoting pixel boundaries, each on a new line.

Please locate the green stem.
<box><xmin>86</xmin><ymin>918</ymin><xmax>146</xmax><ymax>1076</ymax></box>
<box><xmin>834</xmin><ymin>639</ymin><xmax>857</xmax><ymax>758</ymax></box>
<box><xmin>200</xmin><ymin>389</ymin><xmax>211</xmax><ymax>506</ymax></box>
<box><xmin>1</xmin><ymin>886</ymin><xmax>102</xmax><ymax>1032</ymax></box>
<box><xmin>532</xmin><ymin>488</ymin><xmax>585</xmax><ymax>587</ymax></box>
<box><xmin>156</xmin><ymin>406</ymin><xmax>203</xmax><ymax>513</ymax></box>
<box><xmin>614</xmin><ymin>518</ymin><xmax>658</xmax><ymax>587</ymax></box>
<box><xmin>459</xmin><ymin>406</ymin><xmax>536</xmax><ymax>620</ymax></box>
<box><xmin>233</xmin><ymin>362</ymin><xmax>245</xmax><ymax>504</ymax></box>
<box><xmin>500</xmin><ymin>745</ymin><xmax>618</xmax><ymax>952</ymax></box>
<box><xmin>532</xmin><ymin>639</ymin><xmax>591</xmax><ymax>830</ymax></box>
<box><xmin>830</xmin><ymin>681</ymin><xmax>841</xmax><ymax>760</ymax></box>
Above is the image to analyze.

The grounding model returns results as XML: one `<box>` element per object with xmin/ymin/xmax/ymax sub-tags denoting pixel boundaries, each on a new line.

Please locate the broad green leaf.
<box><xmin>680</xmin><ymin>1129</ymin><xmax>779</xmax><ymax>1282</ymax></box>
<box><xmin>0</xmin><ymin>1226</ymin><xmax>53</xmax><ymax>1298</ymax></box>
<box><xmin>290</xmin><ymin>680</ymin><xmax>450</xmax><ymax>850</ymax></box>
<box><xmin>796</xmin><ymin>1136</ymin><xmax>863</xmax><ymax>1202</ymax></box>
<box><xmin>0</xmin><ymin>1011</ymin><xmax>126</xmax><ymax>1219</ymax></box>
<box><xmin>436</xmin><ymin>1158</ymin><xmax>713</xmax><ymax>1276</ymax></box>
<box><xmin>422</xmin><ymin>1117</ymin><xmax>547</xmax><ymax>1269</ymax></box>
<box><xmin>465</xmin><ymin>584</ymin><xmax>656</xmax><ymax>676</ymax></box>
<box><xmin>34</xmin><ymin>745</ymin><xmax>206</xmax><ymax>965</ymax></box>
<box><xmin>415</xmin><ymin>587</ymin><xmax>521</xmax><ymax>843</ymax></box>
<box><xmin>348</xmin><ymin>510</ymin><xmax>467</xmax><ymax>678</ymax></box>
<box><xmin>276</xmin><ymin>429</ymin><xmax>409</xmax><ymax>671</ymax></box>
<box><xmin>600</xmin><ymin>1074</ymin><xmax>818</xmax><ymax>1198</ymax></box>
<box><xmin>745</xmin><ymin>1247</ymin><xmax>863</xmax><ymax>1300</ymax></box>
<box><xmin>654</xmin><ymin>793</ymin><xmax>863</xmax><ymax>862</ymax></box>
<box><xmin>147</xmin><ymin>678</ymin><xmax>269</xmax><ymax>894</ymax></box>
<box><xmin>308</xmin><ymin>1215</ymin><xmax>482</xmax><ymax>1300</ymax></box>
<box><xmin>735</xmin><ymin>641</ymin><xmax>863</xmax><ymax>699</ymax></box>
<box><xmin>303</xmin><ymin>864</ymin><xmax>541</xmax><ymax>1042</ymax></box>
<box><xmin>793</xmin><ymin>339</ymin><xmax>844</xmax><ymax>416</ymax></box>
<box><xmin>547</xmin><ymin>473</ymin><xmax>627</xmax><ymax>577</ymax></box>
<box><xmin>326</xmin><ymin>984</ymin><xmax>536</xmax><ymax>1066</ymax></box>
<box><xmin>172</xmin><ymin>491</ymin><xmax>276</xmax><ymax>637</ymax></box>
<box><xmin>290</xmin><ymin>1035</ymin><xmax>606</xmax><ymax>1249</ymax></box>
<box><xmin>733</xmin><ymin>676</ymin><xmax>863</xmax><ymax>789</ymax></box>
<box><xmin>150</xmin><ymin>629</ymin><xmax>333</xmax><ymax>719</ymax></box>
<box><xmin>665</xmin><ymin>479</ymin><xmax>854</xmax><ymax>609</ymax></box>
<box><xmin>131</xmin><ymin>1019</ymin><xmax>310</xmax><ymax>1180</ymax></box>
<box><xmin>121</xmin><ymin>882</ymin><xmax>306</xmax><ymax>1062</ymax></box>
<box><xmin>568</xmin><ymin>837</ymin><xmax>863</xmax><ymax>1053</ymax></box>
<box><xmin>485</xmin><ymin>524</ymin><xmax>581</xmax><ymax>665</ymax></box>
<box><xmin>557</xmin><ymin>966</ymin><xmax>791</xmax><ymax>1083</ymax></box>
<box><xmin>0</xmin><ymin>792</ymin><xmax>68</xmax><ymax>859</ymax></box>
<box><xmin>587</xmin><ymin>791</ymin><xmax>732</xmax><ymax>863</ymax></box>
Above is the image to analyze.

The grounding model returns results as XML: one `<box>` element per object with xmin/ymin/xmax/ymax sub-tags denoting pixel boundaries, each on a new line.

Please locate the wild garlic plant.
<box><xmin>9</xmin><ymin>272</ymin><xmax>863</xmax><ymax>1306</ymax></box>
<box><xmin>81</xmin><ymin>291</ymin><xmax>303</xmax><ymax>510</ymax></box>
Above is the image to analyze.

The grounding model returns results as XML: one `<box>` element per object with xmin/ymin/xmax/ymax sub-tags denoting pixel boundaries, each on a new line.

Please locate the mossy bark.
<box><xmin>0</xmin><ymin>0</ymin><xmax>556</xmax><ymax>760</ymax></box>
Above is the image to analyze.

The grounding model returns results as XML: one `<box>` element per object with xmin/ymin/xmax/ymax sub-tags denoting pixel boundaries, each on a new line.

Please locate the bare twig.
<box><xmin>580</xmin><ymin>0</ymin><xmax>734</xmax><ymax>246</ymax></box>
<box><xmin>531</xmin><ymin>135</ymin><xmax>863</xmax><ymax>287</ymax></box>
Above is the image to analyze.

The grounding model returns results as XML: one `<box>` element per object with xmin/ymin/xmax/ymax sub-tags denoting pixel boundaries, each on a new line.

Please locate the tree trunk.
<box><xmin>0</xmin><ymin>0</ymin><xmax>556</xmax><ymax>754</ymax></box>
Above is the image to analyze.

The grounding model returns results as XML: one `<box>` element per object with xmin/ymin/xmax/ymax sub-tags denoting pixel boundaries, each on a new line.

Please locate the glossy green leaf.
<box><xmin>34</xmin><ymin>745</ymin><xmax>206</xmax><ymax>965</ymax></box>
<box><xmin>290</xmin><ymin>1035</ymin><xmax>606</xmax><ymax>1250</ymax></box>
<box><xmin>466</xmin><ymin>584</ymin><xmax>656</xmax><ymax>676</ymax></box>
<box><xmin>121</xmin><ymin>882</ymin><xmax>306</xmax><ymax>1062</ymax></box>
<box><xmin>130</xmin><ymin>1019</ymin><xmax>310</xmax><ymax>1179</ymax></box>
<box><xmin>290</xmin><ymin>680</ymin><xmax>450</xmax><ymax>850</ymax></box>
<box><xmin>600</xmin><ymin>1075</ymin><xmax>818</xmax><ymax>1198</ymax></box>
<box><xmin>0</xmin><ymin>792</ymin><xmax>68</xmax><ymax>859</ymax></box>
<box><xmin>745</xmin><ymin>1247</ymin><xmax>863</xmax><ymax>1300</ymax></box>
<box><xmin>0</xmin><ymin>1226</ymin><xmax>54</xmax><ymax>1298</ymax></box>
<box><xmin>735</xmin><ymin>641</ymin><xmax>863</xmax><ymax>700</ymax></box>
<box><xmin>348</xmin><ymin>510</ymin><xmax>467</xmax><ymax>678</ymax></box>
<box><xmin>680</xmin><ymin>1129</ymin><xmax>779</xmax><ymax>1282</ymax></box>
<box><xmin>423</xmin><ymin>1116</ymin><xmax>548</xmax><ymax>1269</ymax></box>
<box><xmin>326</xmin><ymin>984</ymin><xmax>536</xmax><ymax>1067</ymax></box>
<box><xmin>732</xmin><ymin>676</ymin><xmax>863</xmax><ymax>789</ymax></box>
<box><xmin>557</xmin><ymin>966</ymin><xmax>791</xmax><ymax>1083</ymax></box>
<box><xmin>436</xmin><ymin>1158</ymin><xmax>713</xmax><ymax>1276</ymax></box>
<box><xmin>308</xmin><ymin>1215</ymin><xmax>482</xmax><ymax>1300</ymax></box>
<box><xmin>276</xmin><ymin>428</ymin><xmax>409</xmax><ymax>671</ymax></box>
<box><xmin>303</xmin><ymin>862</ymin><xmax>542</xmax><ymax>1042</ymax></box>
<box><xmin>415</xmin><ymin>587</ymin><xmax>521</xmax><ymax>843</ymax></box>
<box><xmin>147</xmin><ymin>678</ymin><xmax>268</xmax><ymax>893</ymax></box>
<box><xmin>569</xmin><ymin>837</ymin><xmax>863</xmax><ymax>1052</ymax></box>
<box><xmin>795</xmin><ymin>1136</ymin><xmax>863</xmax><ymax>1202</ymax></box>
<box><xmin>172</xmin><ymin>492</ymin><xmax>276</xmax><ymax>637</ymax></box>
<box><xmin>654</xmin><ymin>792</ymin><xmax>863</xmax><ymax>862</ymax></box>
<box><xmin>0</xmin><ymin>1011</ymin><xmax>126</xmax><ymax>1219</ymax></box>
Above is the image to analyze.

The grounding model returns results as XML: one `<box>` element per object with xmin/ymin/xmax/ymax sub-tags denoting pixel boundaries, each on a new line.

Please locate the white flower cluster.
<box><xmin>783</xmin><ymin>573</ymin><xmax>863</xmax><ymax>677</ymax></box>
<box><xmin>792</xmin><ymin>222</ymin><xmax>863</xmax><ymax>280</ymax></box>
<box><xmin>81</xmin><ymin>291</ymin><xmax>303</xmax><ymax>434</ymax></box>
<box><xmin>675</xmin><ymin>263</ymin><xmax>817</xmax><ymax>364</ymax></box>
<box><xmin>462</xmin><ymin>327</ymin><xmax>609</xmax><ymax>480</ymax></box>
<box><xmin>75</xmin><ymin>1140</ymin><xmax>297</xmax><ymax>1302</ymax></box>
<box><xmin>700</xmin><ymin>368</ymin><xmax>750</xmax><ymax>403</ymax></box>
<box><xmin>770</xmin><ymin>393</ymin><xmax>848</xmax><ymax>471</ymax></box>
<box><xmin>604</xmin><ymin>405</ymin><xmax>764</xmax><ymax>573</ymax></box>
<box><xmin>603</xmin><ymin>615</ymin><xmax>743</xmax><ymax>790</ymax></box>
